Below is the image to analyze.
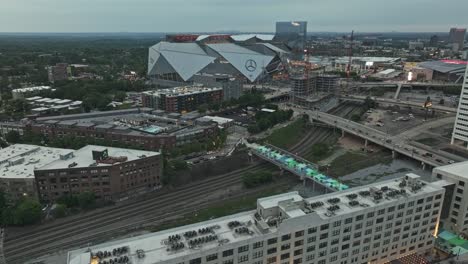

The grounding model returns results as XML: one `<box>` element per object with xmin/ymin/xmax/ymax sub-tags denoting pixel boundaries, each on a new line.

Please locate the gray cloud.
<box><xmin>0</xmin><ymin>0</ymin><xmax>467</xmax><ymax>32</ymax></box>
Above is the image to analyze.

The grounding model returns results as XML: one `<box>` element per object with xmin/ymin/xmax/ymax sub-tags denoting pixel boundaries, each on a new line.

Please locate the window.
<box><xmin>280</xmin><ymin>253</ymin><xmax>290</xmax><ymax>260</ymax></box>
<box><xmin>294</xmin><ymin>249</ymin><xmax>303</xmax><ymax>256</ymax></box>
<box><xmin>460</xmin><ymin>181</ymin><xmax>465</xmax><ymax>186</ymax></box>
<box><xmin>320</xmin><ymin>224</ymin><xmax>329</xmax><ymax>231</ymax></box>
<box><xmin>223</xmin><ymin>259</ymin><xmax>234</xmax><ymax>264</ymax></box>
<box><xmin>238</xmin><ymin>255</ymin><xmax>249</xmax><ymax>263</ymax></box>
<box><xmin>308</xmin><ymin>227</ymin><xmax>317</xmax><ymax>234</ymax></box>
<box><xmin>268</xmin><ymin>238</ymin><xmax>277</xmax><ymax>245</ymax></box>
<box><xmin>319</xmin><ymin>242</ymin><xmax>328</xmax><ymax>249</ymax></box>
<box><xmin>345</xmin><ymin>217</ymin><xmax>353</xmax><ymax>224</ymax></box>
<box><xmin>307</xmin><ymin>245</ymin><xmax>315</xmax><ymax>252</ymax></box>
<box><xmin>267</xmin><ymin>247</ymin><xmax>277</xmax><ymax>254</ymax></box>
<box><xmin>267</xmin><ymin>257</ymin><xmax>276</xmax><ymax>264</ymax></box>
<box><xmin>238</xmin><ymin>245</ymin><xmax>249</xmax><ymax>253</ymax></box>
<box><xmin>282</xmin><ymin>234</ymin><xmax>291</xmax><ymax>241</ymax></box>
<box><xmin>190</xmin><ymin>258</ymin><xmax>201</xmax><ymax>264</ymax></box>
<box><xmin>320</xmin><ymin>233</ymin><xmax>328</xmax><ymax>240</ymax></box>
<box><xmin>295</xmin><ymin>240</ymin><xmax>304</xmax><ymax>247</ymax></box>
<box><xmin>356</xmin><ymin>214</ymin><xmax>364</xmax><ymax>221</ymax></box>
<box><xmin>281</xmin><ymin>243</ymin><xmax>291</xmax><ymax>251</ymax></box>
<box><xmin>333</xmin><ymin>220</ymin><xmax>342</xmax><ymax>227</ymax></box>
<box><xmin>253</xmin><ymin>251</ymin><xmax>263</xmax><ymax>259</ymax></box>
<box><xmin>253</xmin><ymin>241</ymin><xmax>263</xmax><ymax>249</ymax></box>
<box><xmin>223</xmin><ymin>249</ymin><xmax>233</xmax><ymax>257</ymax></box>
<box><xmin>206</xmin><ymin>254</ymin><xmax>218</xmax><ymax>262</ymax></box>
<box><xmin>307</xmin><ymin>236</ymin><xmax>316</xmax><ymax>243</ymax></box>
<box><xmin>295</xmin><ymin>230</ymin><xmax>304</xmax><ymax>237</ymax></box>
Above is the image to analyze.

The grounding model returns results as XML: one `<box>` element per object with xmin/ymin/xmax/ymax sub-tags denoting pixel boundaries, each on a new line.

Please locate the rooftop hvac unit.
<box><xmin>346</xmin><ymin>193</ymin><xmax>358</xmax><ymax>200</ymax></box>
<box><xmin>327</xmin><ymin>198</ymin><xmax>340</xmax><ymax>204</ymax></box>
<box><xmin>359</xmin><ymin>191</ymin><xmax>370</xmax><ymax>197</ymax></box>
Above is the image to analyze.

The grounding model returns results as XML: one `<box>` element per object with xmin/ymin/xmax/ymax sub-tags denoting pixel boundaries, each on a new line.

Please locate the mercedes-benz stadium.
<box><xmin>147</xmin><ymin>34</ymin><xmax>290</xmax><ymax>86</ymax></box>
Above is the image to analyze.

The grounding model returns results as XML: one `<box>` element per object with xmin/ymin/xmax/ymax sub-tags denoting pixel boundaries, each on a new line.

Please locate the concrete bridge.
<box><xmin>245</xmin><ymin>142</ymin><xmax>349</xmax><ymax>192</ymax></box>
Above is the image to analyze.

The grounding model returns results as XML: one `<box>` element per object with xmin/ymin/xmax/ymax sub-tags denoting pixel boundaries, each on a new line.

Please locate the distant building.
<box><xmin>67</xmin><ymin>174</ymin><xmax>446</xmax><ymax>264</ymax></box>
<box><xmin>48</xmin><ymin>63</ymin><xmax>71</xmax><ymax>83</ymax></box>
<box><xmin>141</xmin><ymin>86</ymin><xmax>223</xmax><ymax>113</ymax></box>
<box><xmin>409</xmin><ymin>41</ymin><xmax>424</xmax><ymax>50</ymax></box>
<box><xmin>11</xmin><ymin>86</ymin><xmax>52</xmax><ymax>100</ymax></box>
<box><xmin>275</xmin><ymin>21</ymin><xmax>307</xmax><ymax>50</ymax></box>
<box><xmin>25</xmin><ymin>96</ymin><xmax>83</xmax><ymax>116</ymax></box>
<box><xmin>449</xmin><ymin>28</ymin><xmax>466</xmax><ymax>51</ymax></box>
<box><xmin>452</xmin><ymin>64</ymin><xmax>468</xmax><ymax>148</ymax></box>
<box><xmin>34</xmin><ymin>145</ymin><xmax>162</xmax><ymax>202</ymax></box>
<box><xmin>429</xmin><ymin>35</ymin><xmax>439</xmax><ymax>47</ymax></box>
<box><xmin>192</xmin><ymin>73</ymin><xmax>242</xmax><ymax>101</ymax></box>
<box><xmin>20</xmin><ymin>108</ymin><xmax>219</xmax><ymax>151</ymax></box>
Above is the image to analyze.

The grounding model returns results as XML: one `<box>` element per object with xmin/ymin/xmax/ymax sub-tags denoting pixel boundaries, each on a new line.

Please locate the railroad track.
<box><xmin>5</xmin><ymin>102</ymin><xmax>360</xmax><ymax>263</ymax></box>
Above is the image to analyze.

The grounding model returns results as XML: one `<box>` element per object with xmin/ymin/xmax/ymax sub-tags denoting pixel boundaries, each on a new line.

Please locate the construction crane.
<box><xmin>345</xmin><ymin>30</ymin><xmax>354</xmax><ymax>94</ymax></box>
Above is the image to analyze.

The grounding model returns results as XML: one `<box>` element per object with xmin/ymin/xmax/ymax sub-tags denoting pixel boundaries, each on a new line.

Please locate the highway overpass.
<box><xmin>306</xmin><ymin>110</ymin><xmax>460</xmax><ymax>168</ymax></box>
<box><xmin>341</xmin><ymin>95</ymin><xmax>457</xmax><ymax>113</ymax></box>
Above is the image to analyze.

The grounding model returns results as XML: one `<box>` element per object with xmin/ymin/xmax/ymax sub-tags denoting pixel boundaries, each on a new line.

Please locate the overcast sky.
<box><xmin>1</xmin><ymin>0</ymin><xmax>467</xmax><ymax>33</ymax></box>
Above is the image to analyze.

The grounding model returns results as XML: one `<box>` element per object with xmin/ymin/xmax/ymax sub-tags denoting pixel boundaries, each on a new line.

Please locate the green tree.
<box><xmin>13</xmin><ymin>198</ymin><xmax>42</xmax><ymax>225</ymax></box>
<box><xmin>77</xmin><ymin>192</ymin><xmax>96</xmax><ymax>209</ymax></box>
<box><xmin>242</xmin><ymin>172</ymin><xmax>273</xmax><ymax>188</ymax></box>
<box><xmin>5</xmin><ymin>130</ymin><xmax>21</xmax><ymax>144</ymax></box>
<box><xmin>53</xmin><ymin>204</ymin><xmax>67</xmax><ymax>218</ymax></box>
<box><xmin>197</xmin><ymin>104</ymin><xmax>208</xmax><ymax>113</ymax></box>
<box><xmin>113</xmin><ymin>91</ymin><xmax>127</xmax><ymax>102</ymax></box>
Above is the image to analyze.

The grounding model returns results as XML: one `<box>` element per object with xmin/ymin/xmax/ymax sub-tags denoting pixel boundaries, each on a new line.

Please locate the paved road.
<box><xmin>395</xmin><ymin>116</ymin><xmax>456</xmax><ymax>140</ymax></box>
<box><xmin>305</xmin><ymin>110</ymin><xmax>457</xmax><ymax>167</ymax></box>
<box><xmin>342</xmin><ymin>95</ymin><xmax>457</xmax><ymax>113</ymax></box>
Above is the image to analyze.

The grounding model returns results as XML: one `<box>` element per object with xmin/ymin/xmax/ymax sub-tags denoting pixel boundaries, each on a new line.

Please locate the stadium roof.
<box><xmin>148</xmin><ymin>42</ymin><xmax>216</xmax><ymax>81</ymax></box>
<box><xmin>418</xmin><ymin>61</ymin><xmax>467</xmax><ymax>74</ymax></box>
<box><xmin>206</xmin><ymin>43</ymin><xmax>274</xmax><ymax>82</ymax></box>
<box><xmin>230</xmin><ymin>34</ymin><xmax>275</xmax><ymax>42</ymax></box>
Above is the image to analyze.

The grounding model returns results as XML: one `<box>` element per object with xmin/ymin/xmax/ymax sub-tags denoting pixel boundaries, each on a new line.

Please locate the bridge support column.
<box><xmin>279</xmin><ymin>167</ymin><xmax>284</xmax><ymax>176</ymax></box>
<box><xmin>364</xmin><ymin>139</ymin><xmax>368</xmax><ymax>149</ymax></box>
<box><xmin>421</xmin><ymin>162</ymin><xmax>426</xmax><ymax>170</ymax></box>
<box><xmin>341</xmin><ymin>129</ymin><xmax>345</xmax><ymax>138</ymax></box>
<box><xmin>392</xmin><ymin>150</ymin><xmax>397</xmax><ymax>159</ymax></box>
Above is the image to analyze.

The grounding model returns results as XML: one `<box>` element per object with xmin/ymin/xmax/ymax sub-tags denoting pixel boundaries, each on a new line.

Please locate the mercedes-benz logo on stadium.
<box><xmin>245</xmin><ymin>59</ymin><xmax>257</xmax><ymax>72</ymax></box>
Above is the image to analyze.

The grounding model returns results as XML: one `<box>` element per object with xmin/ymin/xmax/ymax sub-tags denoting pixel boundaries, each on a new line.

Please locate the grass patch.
<box><xmin>303</xmin><ymin>139</ymin><xmax>339</xmax><ymax>163</ymax></box>
<box><xmin>265</xmin><ymin>117</ymin><xmax>308</xmax><ymax>149</ymax></box>
<box><xmin>328</xmin><ymin>150</ymin><xmax>392</xmax><ymax>177</ymax></box>
<box><xmin>148</xmin><ymin>185</ymin><xmax>291</xmax><ymax>233</ymax></box>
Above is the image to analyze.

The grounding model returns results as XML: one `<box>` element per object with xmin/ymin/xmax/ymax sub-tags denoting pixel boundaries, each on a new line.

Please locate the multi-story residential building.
<box><xmin>451</xmin><ymin>64</ymin><xmax>468</xmax><ymax>148</ymax></box>
<box><xmin>34</xmin><ymin>145</ymin><xmax>162</xmax><ymax>202</ymax></box>
<box><xmin>192</xmin><ymin>73</ymin><xmax>242</xmax><ymax>101</ymax></box>
<box><xmin>48</xmin><ymin>63</ymin><xmax>71</xmax><ymax>83</ymax></box>
<box><xmin>141</xmin><ymin>85</ymin><xmax>223</xmax><ymax>113</ymax></box>
<box><xmin>67</xmin><ymin>174</ymin><xmax>447</xmax><ymax>264</ymax></box>
<box><xmin>0</xmin><ymin>144</ymin><xmax>73</xmax><ymax>203</ymax></box>
<box><xmin>0</xmin><ymin>144</ymin><xmax>162</xmax><ymax>203</ymax></box>
<box><xmin>0</xmin><ymin>108</ymin><xmax>219</xmax><ymax>152</ymax></box>
<box><xmin>433</xmin><ymin>161</ymin><xmax>468</xmax><ymax>233</ymax></box>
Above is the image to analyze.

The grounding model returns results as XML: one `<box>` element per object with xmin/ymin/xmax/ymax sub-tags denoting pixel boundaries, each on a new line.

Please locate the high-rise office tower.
<box><xmin>449</xmin><ymin>28</ymin><xmax>466</xmax><ymax>51</ymax></box>
<box><xmin>275</xmin><ymin>21</ymin><xmax>307</xmax><ymax>50</ymax></box>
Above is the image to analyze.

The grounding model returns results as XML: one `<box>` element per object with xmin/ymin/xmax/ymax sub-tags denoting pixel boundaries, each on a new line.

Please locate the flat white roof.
<box><xmin>434</xmin><ymin>161</ymin><xmax>468</xmax><ymax>178</ymax></box>
<box><xmin>12</xmin><ymin>86</ymin><xmax>51</xmax><ymax>93</ymax></box>
<box><xmin>202</xmin><ymin>116</ymin><xmax>233</xmax><ymax>125</ymax></box>
<box><xmin>142</xmin><ymin>86</ymin><xmax>222</xmax><ymax>98</ymax></box>
<box><xmin>38</xmin><ymin>145</ymin><xmax>160</xmax><ymax>170</ymax></box>
<box><xmin>0</xmin><ymin>144</ymin><xmax>73</xmax><ymax>179</ymax></box>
